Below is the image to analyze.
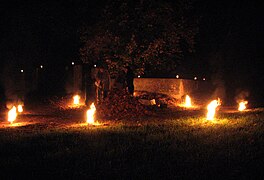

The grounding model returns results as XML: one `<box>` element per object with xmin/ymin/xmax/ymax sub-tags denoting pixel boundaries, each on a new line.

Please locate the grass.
<box><xmin>0</xmin><ymin>108</ymin><xmax>264</xmax><ymax>179</ymax></box>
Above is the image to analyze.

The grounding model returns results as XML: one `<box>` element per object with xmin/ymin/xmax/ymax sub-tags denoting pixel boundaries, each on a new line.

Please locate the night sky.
<box><xmin>0</xmin><ymin>0</ymin><xmax>264</xmax><ymax>105</ymax></box>
<box><xmin>195</xmin><ymin>0</ymin><xmax>264</xmax><ymax>106</ymax></box>
<box><xmin>0</xmin><ymin>0</ymin><xmax>103</xmax><ymax>68</ymax></box>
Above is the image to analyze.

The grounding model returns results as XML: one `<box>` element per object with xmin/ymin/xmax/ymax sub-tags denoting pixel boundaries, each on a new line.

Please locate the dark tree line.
<box><xmin>80</xmin><ymin>0</ymin><xmax>199</xmax><ymax>77</ymax></box>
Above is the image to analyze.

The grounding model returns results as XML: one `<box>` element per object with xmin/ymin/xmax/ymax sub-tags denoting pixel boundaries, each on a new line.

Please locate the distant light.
<box><xmin>194</xmin><ymin>76</ymin><xmax>197</xmax><ymax>80</ymax></box>
<box><xmin>176</xmin><ymin>75</ymin><xmax>179</xmax><ymax>79</ymax></box>
<box><xmin>203</xmin><ymin>77</ymin><xmax>206</xmax><ymax>81</ymax></box>
<box><xmin>94</xmin><ymin>64</ymin><xmax>97</xmax><ymax>68</ymax></box>
<box><xmin>72</xmin><ymin>62</ymin><xmax>74</xmax><ymax>65</ymax></box>
<box><xmin>138</xmin><ymin>75</ymin><xmax>141</xmax><ymax>78</ymax></box>
<box><xmin>40</xmin><ymin>65</ymin><xmax>43</xmax><ymax>69</ymax></box>
<box><xmin>20</xmin><ymin>69</ymin><xmax>24</xmax><ymax>73</ymax></box>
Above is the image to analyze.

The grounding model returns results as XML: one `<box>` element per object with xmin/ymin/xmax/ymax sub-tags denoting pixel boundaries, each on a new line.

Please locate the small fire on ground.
<box><xmin>179</xmin><ymin>95</ymin><xmax>195</xmax><ymax>108</ymax></box>
<box><xmin>238</xmin><ymin>101</ymin><xmax>248</xmax><ymax>111</ymax></box>
<box><xmin>206</xmin><ymin>99</ymin><xmax>221</xmax><ymax>120</ymax></box>
<box><xmin>184</xmin><ymin>95</ymin><xmax>192</xmax><ymax>107</ymax></box>
<box><xmin>73</xmin><ymin>95</ymin><xmax>80</xmax><ymax>105</ymax></box>
<box><xmin>86</xmin><ymin>103</ymin><xmax>100</xmax><ymax>125</ymax></box>
<box><xmin>17</xmin><ymin>104</ymin><xmax>23</xmax><ymax>113</ymax></box>
<box><xmin>8</xmin><ymin>106</ymin><xmax>17</xmax><ymax>124</ymax></box>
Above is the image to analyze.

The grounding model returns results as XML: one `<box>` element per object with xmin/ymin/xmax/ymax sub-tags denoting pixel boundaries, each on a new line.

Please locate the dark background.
<box><xmin>0</xmin><ymin>0</ymin><xmax>263</xmax><ymax>106</ymax></box>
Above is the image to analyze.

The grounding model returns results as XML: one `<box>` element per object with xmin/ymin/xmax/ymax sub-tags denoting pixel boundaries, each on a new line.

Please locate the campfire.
<box><xmin>8</xmin><ymin>106</ymin><xmax>17</xmax><ymax>124</ymax></box>
<box><xmin>17</xmin><ymin>104</ymin><xmax>23</xmax><ymax>113</ymax></box>
<box><xmin>73</xmin><ymin>95</ymin><xmax>80</xmax><ymax>105</ymax></box>
<box><xmin>206</xmin><ymin>99</ymin><xmax>221</xmax><ymax>120</ymax></box>
<box><xmin>179</xmin><ymin>95</ymin><xmax>196</xmax><ymax>108</ymax></box>
<box><xmin>87</xmin><ymin>103</ymin><xmax>100</xmax><ymax>125</ymax></box>
<box><xmin>184</xmin><ymin>95</ymin><xmax>192</xmax><ymax>107</ymax></box>
<box><xmin>238</xmin><ymin>101</ymin><xmax>248</xmax><ymax>111</ymax></box>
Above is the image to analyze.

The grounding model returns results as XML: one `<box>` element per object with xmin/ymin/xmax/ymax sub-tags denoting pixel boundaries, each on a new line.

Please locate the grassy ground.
<box><xmin>0</xmin><ymin>107</ymin><xmax>264</xmax><ymax>179</ymax></box>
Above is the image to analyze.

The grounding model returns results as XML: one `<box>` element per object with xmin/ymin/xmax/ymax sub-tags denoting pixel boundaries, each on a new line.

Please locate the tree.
<box><xmin>80</xmin><ymin>0</ymin><xmax>198</xmax><ymax>77</ymax></box>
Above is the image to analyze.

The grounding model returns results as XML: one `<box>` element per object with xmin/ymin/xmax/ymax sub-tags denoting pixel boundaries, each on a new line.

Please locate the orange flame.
<box><xmin>17</xmin><ymin>104</ymin><xmax>23</xmax><ymax>113</ymax></box>
<box><xmin>238</xmin><ymin>101</ymin><xmax>248</xmax><ymax>111</ymax></box>
<box><xmin>206</xmin><ymin>99</ymin><xmax>221</xmax><ymax>120</ymax></box>
<box><xmin>86</xmin><ymin>103</ymin><xmax>98</xmax><ymax>125</ymax></box>
<box><xmin>184</xmin><ymin>95</ymin><xmax>192</xmax><ymax>107</ymax></box>
<box><xmin>8</xmin><ymin>106</ymin><xmax>17</xmax><ymax>124</ymax></box>
<box><xmin>73</xmin><ymin>95</ymin><xmax>80</xmax><ymax>105</ymax></box>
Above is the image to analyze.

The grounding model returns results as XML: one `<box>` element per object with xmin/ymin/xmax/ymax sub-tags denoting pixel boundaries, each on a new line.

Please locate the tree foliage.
<box><xmin>80</xmin><ymin>0</ymin><xmax>198</xmax><ymax>77</ymax></box>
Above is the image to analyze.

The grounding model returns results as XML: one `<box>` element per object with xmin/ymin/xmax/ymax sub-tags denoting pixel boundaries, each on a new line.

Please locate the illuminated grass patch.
<box><xmin>0</xmin><ymin>109</ymin><xmax>263</xmax><ymax>179</ymax></box>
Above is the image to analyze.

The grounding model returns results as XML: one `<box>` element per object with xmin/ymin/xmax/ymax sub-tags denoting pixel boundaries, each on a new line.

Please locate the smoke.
<box><xmin>235</xmin><ymin>90</ymin><xmax>249</xmax><ymax>103</ymax></box>
<box><xmin>1</xmin><ymin>63</ymin><xmax>25</xmax><ymax>109</ymax></box>
<box><xmin>208</xmin><ymin>51</ymin><xmax>227</xmax><ymax>104</ymax></box>
<box><xmin>211</xmin><ymin>72</ymin><xmax>226</xmax><ymax>102</ymax></box>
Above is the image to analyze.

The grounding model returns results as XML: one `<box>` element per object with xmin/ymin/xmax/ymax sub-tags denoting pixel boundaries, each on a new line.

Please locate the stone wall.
<box><xmin>134</xmin><ymin>78</ymin><xmax>212</xmax><ymax>103</ymax></box>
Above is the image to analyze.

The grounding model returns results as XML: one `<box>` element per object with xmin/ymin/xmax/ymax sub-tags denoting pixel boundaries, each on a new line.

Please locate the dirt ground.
<box><xmin>0</xmin><ymin>99</ymin><xmax>253</xmax><ymax>130</ymax></box>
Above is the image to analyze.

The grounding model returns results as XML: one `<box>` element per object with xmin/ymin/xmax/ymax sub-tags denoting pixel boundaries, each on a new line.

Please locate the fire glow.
<box><xmin>184</xmin><ymin>95</ymin><xmax>192</xmax><ymax>107</ymax></box>
<box><xmin>86</xmin><ymin>103</ymin><xmax>100</xmax><ymax>125</ymax></box>
<box><xmin>238</xmin><ymin>101</ymin><xmax>248</xmax><ymax>111</ymax></box>
<box><xmin>206</xmin><ymin>99</ymin><xmax>221</xmax><ymax>120</ymax></box>
<box><xmin>17</xmin><ymin>104</ymin><xmax>23</xmax><ymax>113</ymax></box>
<box><xmin>8</xmin><ymin>106</ymin><xmax>17</xmax><ymax>124</ymax></box>
<box><xmin>73</xmin><ymin>95</ymin><xmax>80</xmax><ymax>105</ymax></box>
<box><xmin>179</xmin><ymin>95</ymin><xmax>195</xmax><ymax>108</ymax></box>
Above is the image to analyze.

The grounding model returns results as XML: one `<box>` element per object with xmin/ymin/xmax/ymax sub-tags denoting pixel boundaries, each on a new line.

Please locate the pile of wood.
<box><xmin>47</xmin><ymin>90</ymin><xmax>179</xmax><ymax>120</ymax></box>
<box><xmin>96</xmin><ymin>89</ymin><xmax>154</xmax><ymax>119</ymax></box>
<box><xmin>135</xmin><ymin>91</ymin><xmax>180</xmax><ymax>107</ymax></box>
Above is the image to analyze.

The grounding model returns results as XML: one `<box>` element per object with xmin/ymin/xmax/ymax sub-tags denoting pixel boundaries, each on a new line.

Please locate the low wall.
<box><xmin>134</xmin><ymin>78</ymin><xmax>211</xmax><ymax>101</ymax></box>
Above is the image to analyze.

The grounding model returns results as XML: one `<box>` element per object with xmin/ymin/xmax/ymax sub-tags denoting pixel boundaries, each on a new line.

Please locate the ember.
<box><xmin>206</xmin><ymin>99</ymin><xmax>221</xmax><ymax>120</ymax></box>
<box><xmin>8</xmin><ymin>106</ymin><xmax>17</xmax><ymax>124</ymax></box>
<box><xmin>238</xmin><ymin>101</ymin><xmax>248</xmax><ymax>111</ymax></box>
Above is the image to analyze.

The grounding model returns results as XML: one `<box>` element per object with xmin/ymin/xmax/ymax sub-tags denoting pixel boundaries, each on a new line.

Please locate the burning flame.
<box><xmin>8</xmin><ymin>106</ymin><xmax>17</xmax><ymax>124</ymax></box>
<box><xmin>238</xmin><ymin>101</ymin><xmax>248</xmax><ymax>111</ymax></box>
<box><xmin>184</xmin><ymin>95</ymin><xmax>192</xmax><ymax>107</ymax></box>
<box><xmin>86</xmin><ymin>103</ymin><xmax>97</xmax><ymax>125</ymax></box>
<box><xmin>17</xmin><ymin>104</ymin><xmax>23</xmax><ymax>113</ymax></box>
<box><xmin>206</xmin><ymin>99</ymin><xmax>221</xmax><ymax>120</ymax></box>
<box><xmin>73</xmin><ymin>95</ymin><xmax>80</xmax><ymax>105</ymax></box>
